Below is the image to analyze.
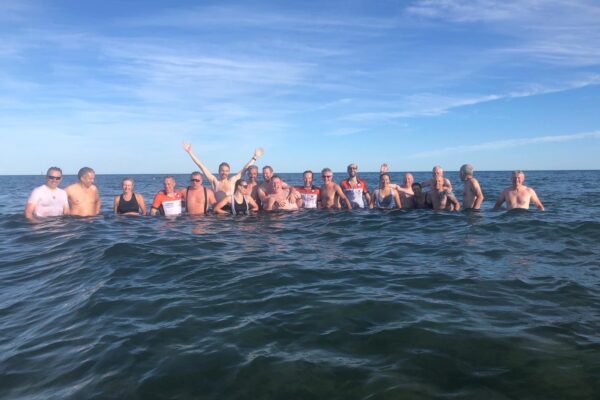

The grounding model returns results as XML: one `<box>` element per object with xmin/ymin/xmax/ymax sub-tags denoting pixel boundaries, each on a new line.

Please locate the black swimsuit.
<box><xmin>117</xmin><ymin>193</ymin><xmax>140</xmax><ymax>214</ymax></box>
<box><xmin>232</xmin><ymin>196</ymin><xmax>249</xmax><ymax>215</ymax></box>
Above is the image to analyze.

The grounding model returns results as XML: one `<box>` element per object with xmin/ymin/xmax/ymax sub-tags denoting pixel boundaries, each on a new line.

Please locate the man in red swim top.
<box><xmin>339</xmin><ymin>163</ymin><xmax>371</xmax><ymax>209</ymax></box>
<box><xmin>294</xmin><ymin>170</ymin><xmax>321</xmax><ymax>209</ymax></box>
<box><xmin>150</xmin><ymin>176</ymin><xmax>185</xmax><ymax>216</ymax></box>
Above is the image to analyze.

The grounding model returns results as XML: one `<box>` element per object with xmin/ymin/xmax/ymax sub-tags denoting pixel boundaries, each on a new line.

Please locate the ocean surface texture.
<box><xmin>1</xmin><ymin>171</ymin><xmax>599</xmax><ymax>399</ymax></box>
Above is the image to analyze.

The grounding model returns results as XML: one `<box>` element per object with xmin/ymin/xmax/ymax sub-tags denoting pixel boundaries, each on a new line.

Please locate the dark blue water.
<box><xmin>1</xmin><ymin>171</ymin><xmax>599</xmax><ymax>399</ymax></box>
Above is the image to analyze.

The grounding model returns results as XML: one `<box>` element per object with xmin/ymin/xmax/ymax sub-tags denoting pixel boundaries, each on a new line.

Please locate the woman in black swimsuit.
<box><xmin>213</xmin><ymin>179</ymin><xmax>259</xmax><ymax>215</ymax></box>
<box><xmin>113</xmin><ymin>177</ymin><xmax>147</xmax><ymax>215</ymax></box>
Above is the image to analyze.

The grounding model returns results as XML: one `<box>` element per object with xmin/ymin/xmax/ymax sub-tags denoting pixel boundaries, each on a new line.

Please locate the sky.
<box><xmin>1</xmin><ymin>0</ymin><xmax>600</xmax><ymax>174</ymax></box>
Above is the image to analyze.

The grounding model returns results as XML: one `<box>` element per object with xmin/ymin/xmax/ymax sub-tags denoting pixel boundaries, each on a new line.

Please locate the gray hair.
<box><xmin>46</xmin><ymin>166</ymin><xmax>62</xmax><ymax>176</ymax></box>
<box><xmin>460</xmin><ymin>164</ymin><xmax>474</xmax><ymax>176</ymax></box>
<box><xmin>78</xmin><ymin>167</ymin><xmax>95</xmax><ymax>179</ymax></box>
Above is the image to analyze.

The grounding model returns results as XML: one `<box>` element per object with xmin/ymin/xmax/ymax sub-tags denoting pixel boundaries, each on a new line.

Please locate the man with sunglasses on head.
<box><xmin>185</xmin><ymin>172</ymin><xmax>216</xmax><ymax>215</ymax></box>
<box><xmin>340</xmin><ymin>163</ymin><xmax>371</xmax><ymax>209</ymax></box>
<box><xmin>25</xmin><ymin>167</ymin><xmax>70</xmax><ymax>220</ymax></box>
<box><xmin>66</xmin><ymin>167</ymin><xmax>101</xmax><ymax>217</ymax></box>
<box><xmin>320</xmin><ymin>168</ymin><xmax>352</xmax><ymax>210</ymax></box>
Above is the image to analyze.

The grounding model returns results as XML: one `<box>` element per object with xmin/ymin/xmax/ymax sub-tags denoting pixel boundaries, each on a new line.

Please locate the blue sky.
<box><xmin>2</xmin><ymin>0</ymin><xmax>599</xmax><ymax>174</ymax></box>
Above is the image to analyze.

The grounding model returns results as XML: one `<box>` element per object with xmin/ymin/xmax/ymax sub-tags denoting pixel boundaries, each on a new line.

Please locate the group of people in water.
<box><xmin>24</xmin><ymin>143</ymin><xmax>545</xmax><ymax>219</ymax></box>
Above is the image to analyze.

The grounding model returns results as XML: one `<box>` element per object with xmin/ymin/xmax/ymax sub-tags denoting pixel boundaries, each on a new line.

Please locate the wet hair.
<box><xmin>513</xmin><ymin>170</ymin><xmax>525</xmax><ymax>176</ymax></box>
<box><xmin>347</xmin><ymin>163</ymin><xmax>357</xmax><ymax>170</ymax></box>
<box><xmin>271</xmin><ymin>174</ymin><xmax>281</xmax><ymax>182</ymax></box>
<box><xmin>46</xmin><ymin>166</ymin><xmax>62</xmax><ymax>176</ymax></box>
<box><xmin>218</xmin><ymin>162</ymin><xmax>230</xmax><ymax>171</ymax></box>
<box><xmin>163</xmin><ymin>175</ymin><xmax>175</xmax><ymax>182</ymax></box>
<box><xmin>321</xmin><ymin>167</ymin><xmax>332</xmax><ymax>175</ymax></box>
<box><xmin>235</xmin><ymin>178</ymin><xmax>247</xmax><ymax>189</ymax></box>
<box><xmin>460</xmin><ymin>164</ymin><xmax>474</xmax><ymax>176</ymax></box>
<box><xmin>380</xmin><ymin>173</ymin><xmax>390</xmax><ymax>181</ymax></box>
<box><xmin>121</xmin><ymin>176</ymin><xmax>134</xmax><ymax>185</ymax></box>
<box><xmin>190</xmin><ymin>171</ymin><xmax>202</xmax><ymax>178</ymax></box>
<box><xmin>303</xmin><ymin>170</ymin><xmax>313</xmax><ymax>177</ymax></box>
<box><xmin>411</xmin><ymin>182</ymin><xmax>422</xmax><ymax>189</ymax></box>
<box><xmin>78</xmin><ymin>167</ymin><xmax>94</xmax><ymax>179</ymax></box>
<box><xmin>248</xmin><ymin>165</ymin><xmax>258</xmax><ymax>173</ymax></box>
<box><xmin>263</xmin><ymin>165</ymin><xmax>273</xmax><ymax>173</ymax></box>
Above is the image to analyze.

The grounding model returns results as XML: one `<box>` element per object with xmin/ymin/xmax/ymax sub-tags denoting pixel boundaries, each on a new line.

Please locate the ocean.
<box><xmin>1</xmin><ymin>170</ymin><xmax>599</xmax><ymax>399</ymax></box>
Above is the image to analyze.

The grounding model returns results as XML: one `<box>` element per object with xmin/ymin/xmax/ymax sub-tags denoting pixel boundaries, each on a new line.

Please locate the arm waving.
<box><xmin>183</xmin><ymin>142</ymin><xmax>218</xmax><ymax>187</ymax></box>
<box><xmin>231</xmin><ymin>147</ymin><xmax>263</xmax><ymax>181</ymax></box>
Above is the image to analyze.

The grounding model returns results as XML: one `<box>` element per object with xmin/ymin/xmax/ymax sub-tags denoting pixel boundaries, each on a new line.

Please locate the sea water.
<box><xmin>1</xmin><ymin>171</ymin><xmax>599</xmax><ymax>399</ymax></box>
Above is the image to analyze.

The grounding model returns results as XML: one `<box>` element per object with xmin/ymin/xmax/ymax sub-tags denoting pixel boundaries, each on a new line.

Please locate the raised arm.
<box><xmin>182</xmin><ymin>142</ymin><xmax>218</xmax><ymax>186</ymax></box>
<box><xmin>231</xmin><ymin>147</ymin><xmax>263</xmax><ymax>181</ymax></box>
<box><xmin>530</xmin><ymin>189</ymin><xmax>544</xmax><ymax>211</ymax></box>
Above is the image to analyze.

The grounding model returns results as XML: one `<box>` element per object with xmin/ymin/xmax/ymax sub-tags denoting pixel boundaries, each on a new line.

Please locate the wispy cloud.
<box><xmin>410</xmin><ymin>130</ymin><xmax>600</xmax><ymax>158</ymax></box>
<box><xmin>122</xmin><ymin>5</ymin><xmax>399</xmax><ymax>32</ymax></box>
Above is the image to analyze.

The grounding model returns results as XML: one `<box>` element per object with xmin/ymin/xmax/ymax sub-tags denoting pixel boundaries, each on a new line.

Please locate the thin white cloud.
<box><xmin>343</xmin><ymin>76</ymin><xmax>600</xmax><ymax>123</ymax></box>
<box><xmin>121</xmin><ymin>5</ymin><xmax>399</xmax><ymax>32</ymax></box>
<box><xmin>410</xmin><ymin>131</ymin><xmax>600</xmax><ymax>158</ymax></box>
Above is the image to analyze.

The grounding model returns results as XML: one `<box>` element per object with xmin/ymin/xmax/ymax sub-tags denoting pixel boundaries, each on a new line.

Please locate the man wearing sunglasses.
<box><xmin>25</xmin><ymin>167</ymin><xmax>70</xmax><ymax>219</ymax></box>
<box><xmin>65</xmin><ymin>167</ymin><xmax>101</xmax><ymax>217</ymax></box>
<box><xmin>185</xmin><ymin>172</ymin><xmax>216</xmax><ymax>215</ymax></box>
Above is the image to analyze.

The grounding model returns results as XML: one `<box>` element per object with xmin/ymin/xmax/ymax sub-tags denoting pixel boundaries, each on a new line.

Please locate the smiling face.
<box><xmin>263</xmin><ymin>167</ymin><xmax>273</xmax><ymax>182</ymax></box>
<box><xmin>80</xmin><ymin>172</ymin><xmax>95</xmax><ymax>188</ymax></box>
<box><xmin>271</xmin><ymin>177</ymin><xmax>282</xmax><ymax>192</ymax></box>
<box><xmin>434</xmin><ymin>176</ymin><xmax>444</xmax><ymax>190</ymax></box>
<box><xmin>218</xmin><ymin>165</ymin><xmax>230</xmax><ymax>180</ymax></box>
<box><xmin>163</xmin><ymin>177</ymin><xmax>176</xmax><ymax>194</ymax></box>
<box><xmin>190</xmin><ymin>173</ymin><xmax>202</xmax><ymax>188</ymax></box>
<box><xmin>236</xmin><ymin>180</ymin><xmax>249</xmax><ymax>194</ymax></box>
<box><xmin>512</xmin><ymin>171</ymin><xmax>525</xmax><ymax>187</ymax></box>
<box><xmin>303</xmin><ymin>171</ymin><xmax>313</xmax><ymax>187</ymax></box>
<box><xmin>247</xmin><ymin>167</ymin><xmax>258</xmax><ymax>182</ymax></box>
<box><xmin>347</xmin><ymin>164</ymin><xmax>357</xmax><ymax>178</ymax></box>
<box><xmin>45</xmin><ymin>169</ymin><xmax>62</xmax><ymax>189</ymax></box>
<box><xmin>403</xmin><ymin>173</ymin><xmax>414</xmax><ymax>186</ymax></box>
<box><xmin>379</xmin><ymin>174</ymin><xmax>390</xmax><ymax>189</ymax></box>
<box><xmin>121</xmin><ymin>179</ymin><xmax>133</xmax><ymax>194</ymax></box>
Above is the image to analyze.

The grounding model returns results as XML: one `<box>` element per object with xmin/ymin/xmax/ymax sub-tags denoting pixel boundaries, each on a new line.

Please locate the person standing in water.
<box><xmin>493</xmin><ymin>170</ymin><xmax>544</xmax><ymax>211</ymax></box>
<box><xmin>113</xmin><ymin>177</ymin><xmax>146</xmax><ymax>215</ymax></box>
<box><xmin>370</xmin><ymin>173</ymin><xmax>402</xmax><ymax>209</ymax></box>
<box><xmin>340</xmin><ymin>163</ymin><xmax>371</xmax><ymax>209</ymax></box>
<box><xmin>150</xmin><ymin>176</ymin><xmax>185</xmax><ymax>216</ymax></box>
<box><xmin>66</xmin><ymin>167</ymin><xmax>101</xmax><ymax>217</ymax></box>
<box><xmin>213</xmin><ymin>179</ymin><xmax>259</xmax><ymax>215</ymax></box>
<box><xmin>183</xmin><ymin>142</ymin><xmax>263</xmax><ymax>202</ymax></box>
<box><xmin>185</xmin><ymin>172</ymin><xmax>216</xmax><ymax>216</ymax></box>
<box><xmin>459</xmin><ymin>164</ymin><xmax>484</xmax><ymax>210</ymax></box>
<box><xmin>24</xmin><ymin>167</ymin><xmax>70</xmax><ymax>219</ymax></box>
